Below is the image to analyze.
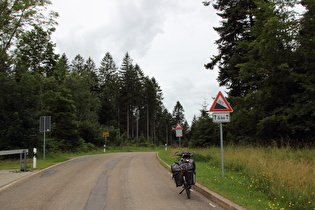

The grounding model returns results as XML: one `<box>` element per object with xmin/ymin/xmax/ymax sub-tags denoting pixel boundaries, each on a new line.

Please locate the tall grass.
<box><xmin>192</xmin><ymin>146</ymin><xmax>315</xmax><ymax>209</ymax></box>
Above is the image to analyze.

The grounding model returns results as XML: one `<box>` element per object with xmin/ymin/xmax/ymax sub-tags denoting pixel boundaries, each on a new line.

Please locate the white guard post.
<box><xmin>33</xmin><ymin>148</ymin><xmax>37</xmax><ymax>169</ymax></box>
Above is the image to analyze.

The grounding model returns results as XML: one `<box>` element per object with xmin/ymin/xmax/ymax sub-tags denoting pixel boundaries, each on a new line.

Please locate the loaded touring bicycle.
<box><xmin>171</xmin><ymin>152</ymin><xmax>196</xmax><ymax>199</ymax></box>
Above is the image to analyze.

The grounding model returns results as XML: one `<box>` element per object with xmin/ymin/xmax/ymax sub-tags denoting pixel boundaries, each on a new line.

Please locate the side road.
<box><xmin>156</xmin><ymin>153</ymin><xmax>247</xmax><ymax>210</ymax></box>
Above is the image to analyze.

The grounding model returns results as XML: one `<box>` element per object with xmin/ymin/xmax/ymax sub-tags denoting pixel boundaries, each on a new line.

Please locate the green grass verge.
<box><xmin>158</xmin><ymin>147</ymin><xmax>315</xmax><ymax>210</ymax></box>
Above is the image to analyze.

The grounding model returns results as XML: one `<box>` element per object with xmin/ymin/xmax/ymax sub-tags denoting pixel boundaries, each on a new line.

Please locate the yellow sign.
<box><xmin>103</xmin><ymin>132</ymin><xmax>109</xmax><ymax>137</ymax></box>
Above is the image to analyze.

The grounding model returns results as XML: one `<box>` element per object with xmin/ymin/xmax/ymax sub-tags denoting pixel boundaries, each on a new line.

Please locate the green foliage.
<box><xmin>202</xmin><ymin>0</ymin><xmax>315</xmax><ymax>146</ymax></box>
<box><xmin>0</xmin><ymin>1</ymin><xmax>174</xmax><ymax>151</ymax></box>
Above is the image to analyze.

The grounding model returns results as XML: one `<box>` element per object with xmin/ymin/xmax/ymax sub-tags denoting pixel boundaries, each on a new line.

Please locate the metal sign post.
<box><xmin>219</xmin><ymin>123</ymin><xmax>224</xmax><ymax>177</ymax></box>
<box><xmin>210</xmin><ymin>92</ymin><xmax>233</xmax><ymax>178</ymax></box>
<box><xmin>40</xmin><ymin>116</ymin><xmax>51</xmax><ymax>159</ymax></box>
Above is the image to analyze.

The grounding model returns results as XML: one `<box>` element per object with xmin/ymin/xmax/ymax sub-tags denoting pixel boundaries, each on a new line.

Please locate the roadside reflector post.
<box><xmin>33</xmin><ymin>148</ymin><xmax>37</xmax><ymax>169</ymax></box>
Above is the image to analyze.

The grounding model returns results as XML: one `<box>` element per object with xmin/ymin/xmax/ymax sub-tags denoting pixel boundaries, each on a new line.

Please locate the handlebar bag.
<box><xmin>180</xmin><ymin>160</ymin><xmax>196</xmax><ymax>171</ymax></box>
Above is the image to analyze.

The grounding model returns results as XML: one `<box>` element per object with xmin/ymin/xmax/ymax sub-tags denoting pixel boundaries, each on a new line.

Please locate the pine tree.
<box><xmin>288</xmin><ymin>0</ymin><xmax>315</xmax><ymax>141</ymax></box>
<box><xmin>70</xmin><ymin>54</ymin><xmax>85</xmax><ymax>76</ymax></box>
<box><xmin>98</xmin><ymin>52</ymin><xmax>119</xmax><ymax>127</ymax></box>
<box><xmin>206</xmin><ymin>0</ymin><xmax>256</xmax><ymax>97</ymax></box>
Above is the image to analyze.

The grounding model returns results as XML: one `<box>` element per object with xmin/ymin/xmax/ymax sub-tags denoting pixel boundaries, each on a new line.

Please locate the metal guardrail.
<box><xmin>0</xmin><ymin>149</ymin><xmax>28</xmax><ymax>171</ymax></box>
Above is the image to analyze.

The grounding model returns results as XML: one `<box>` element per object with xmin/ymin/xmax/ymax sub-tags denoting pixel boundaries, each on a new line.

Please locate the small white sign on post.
<box><xmin>176</xmin><ymin>130</ymin><xmax>183</xmax><ymax>137</ymax></box>
<box><xmin>212</xmin><ymin>113</ymin><xmax>231</xmax><ymax>123</ymax></box>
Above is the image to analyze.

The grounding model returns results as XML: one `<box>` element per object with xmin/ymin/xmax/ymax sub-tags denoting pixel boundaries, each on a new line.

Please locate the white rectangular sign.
<box><xmin>212</xmin><ymin>113</ymin><xmax>230</xmax><ymax>123</ymax></box>
<box><xmin>176</xmin><ymin>130</ymin><xmax>183</xmax><ymax>137</ymax></box>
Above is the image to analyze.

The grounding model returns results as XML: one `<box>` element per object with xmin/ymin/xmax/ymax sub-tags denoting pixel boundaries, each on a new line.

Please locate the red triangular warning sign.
<box><xmin>175</xmin><ymin>122</ymin><xmax>183</xmax><ymax>130</ymax></box>
<box><xmin>209</xmin><ymin>91</ymin><xmax>233</xmax><ymax>112</ymax></box>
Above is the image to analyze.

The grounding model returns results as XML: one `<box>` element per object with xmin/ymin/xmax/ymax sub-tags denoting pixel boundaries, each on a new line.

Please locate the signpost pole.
<box><xmin>103</xmin><ymin>132</ymin><xmax>109</xmax><ymax>152</ymax></box>
<box><xmin>220</xmin><ymin>123</ymin><xmax>224</xmax><ymax>177</ymax></box>
<box><xmin>104</xmin><ymin>137</ymin><xmax>107</xmax><ymax>153</ymax></box>
<box><xmin>43</xmin><ymin>116</ymin><xmax>46</xmax><ymax>160</ymax></box>
<box><xmin>40</xmin><ymin>116</ymin><xmax>51</xmax><ymax>160</ymax></box>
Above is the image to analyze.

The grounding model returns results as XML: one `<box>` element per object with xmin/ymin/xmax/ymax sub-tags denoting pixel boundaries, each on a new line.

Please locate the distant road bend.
<box><xmin>0</xmin><ymin>152</ymin><xmax>222</xmax><ymax>210</ymax></box>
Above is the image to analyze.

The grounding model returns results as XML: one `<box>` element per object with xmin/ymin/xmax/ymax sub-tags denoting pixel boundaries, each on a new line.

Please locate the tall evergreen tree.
<box><xmin>143</xmin><ymin>77</ymin><xmax>163</xmax><ymax>142</ymax></box>
<box><xmin>65</xmin><ymin>57</ymin><xmax>101</xmax><ymax>145</ymax></box>
<box><xmin>172</xmin><ymin>101</ymin><xmax>186</xmax><ymax>125</ymax></box>
<box><xmin>70</xmin><ymin>54</ymin><xmax>85</xmax><ymax>76</ymax></box>
<box><xmin>98</xmin><ymin>52</ymin><xmax>119</xmax><ymax>127</ymax></box>
<box><xmin>288</xmin><ymin>0</ymin><xmax>315</xmax><ymax>141</ymax></box>
<box><xmin>119</xmin><ymin>52</ymin><xmax>134</xmax><ymax>138</ymax></box>
<box><xmin>205</xmin><ymin>0</ymin><xmax>256</xmax><ymax>97</ymax></box>
<box><xmin>53</xmin><ymin>53</ymin><xmax>70</xmax><ymax>83</ymax></box>
<box><xmin>236</xmin><ymin>0</ymin><xmax>299</xmax><ymax>142</ymax></box>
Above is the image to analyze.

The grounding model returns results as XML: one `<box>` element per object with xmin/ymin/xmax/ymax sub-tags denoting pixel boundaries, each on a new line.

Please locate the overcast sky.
<box><xmin>49</xmin><ymin>0</ymin><xmax>227</xmax><ymax>125</ymax></box>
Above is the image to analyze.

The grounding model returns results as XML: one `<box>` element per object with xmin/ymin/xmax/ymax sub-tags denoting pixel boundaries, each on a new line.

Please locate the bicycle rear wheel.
<box><xmin>183</xmin><ymin>177</ymin><xmax>190</xmax><ymax>199</ymax></box>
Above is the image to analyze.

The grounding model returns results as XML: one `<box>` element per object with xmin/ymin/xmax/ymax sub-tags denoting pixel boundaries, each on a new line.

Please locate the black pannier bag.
<box><xmin>185</xmin><ymin>170</ymin><xmax>196</xmax><ymax>185</ymax></box>
<box><xmin>173</xmin><ymin>172</ymin><xmax>183</xmax><ymax>187</ymax></box>
<box><xmin>171</xmin><ymin>163</ymin><xmax>183</xmax><ymax>187</ymax></box>
<box><xmin>187</xmin><ymin>159</ymin><xmax>196</xmax><ymax>171</ymax></box>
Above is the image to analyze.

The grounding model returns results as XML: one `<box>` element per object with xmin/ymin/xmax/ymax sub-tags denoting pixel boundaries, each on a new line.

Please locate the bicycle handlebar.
<box><xmin>173</xmin><ymin>151</ymin><xmax>193</xmax><ymax>157</ymax></box>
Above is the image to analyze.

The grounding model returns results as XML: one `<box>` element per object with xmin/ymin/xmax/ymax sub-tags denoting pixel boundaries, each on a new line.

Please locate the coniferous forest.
<box><xmin>1</xmin><ymin>0</ymin><xmax>315</xmax><ymax>153</ymax></box>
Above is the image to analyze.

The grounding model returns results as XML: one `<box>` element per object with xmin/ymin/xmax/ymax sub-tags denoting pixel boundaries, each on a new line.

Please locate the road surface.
<box><xmin>0</xmin><ymin>152</ymin><xmax>222</xmax><ymax>209</ymax></box>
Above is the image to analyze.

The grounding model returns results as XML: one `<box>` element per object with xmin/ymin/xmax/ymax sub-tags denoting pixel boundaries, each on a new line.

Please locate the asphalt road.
<box><xmin>0</xmin><ymin>152</ymin><xmax>223</xmax><ymax>210</ymax></box>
